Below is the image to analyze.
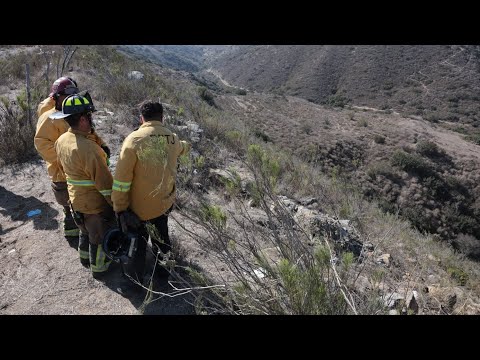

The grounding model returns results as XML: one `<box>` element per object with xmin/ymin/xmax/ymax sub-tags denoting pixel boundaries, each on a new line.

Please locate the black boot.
<box><xmin>63</xmin><ymin>206</ymin><xmax>80</xmax><ymax>238</ymax></box>
<box><xmin>78</xmin><ymin>232</ymin><xmax>90</xmax><ymax>268</ymax></box>
<box><xmin>90</xmin><ymin>243</ymin><xmax>112</xmax><ymax>279</ymax></box>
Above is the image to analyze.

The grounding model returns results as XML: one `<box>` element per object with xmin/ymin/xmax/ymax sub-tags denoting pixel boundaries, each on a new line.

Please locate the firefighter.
<box><xmin>112</xmin><ymin>100</ymin><xmax>190</xmax><ymax>287</ymax></box>
<box><xmin>37</xmin><ymin>77</ymin><xmax>77</xmax><ymax>118</ymax></box>
<box><xmin>34</xmin><ymin>77</ymin><xmax>111</xmax><ymax>241</ymax></box>
<box><xmin>52</xmin><ymin>94</ymin><xmax>114</xmax><ymax>278</ymax></box>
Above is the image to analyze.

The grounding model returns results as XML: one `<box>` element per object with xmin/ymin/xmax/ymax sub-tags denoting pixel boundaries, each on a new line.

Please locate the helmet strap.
<box><xmin>54</xmin><ymin>95</ymin><xmax>62</xmax><ymax>111</ymax></box>
<box><xmin>87</xmin><ymin>113</ymin><xmax>95</xmax><ymax>131</ymax></box>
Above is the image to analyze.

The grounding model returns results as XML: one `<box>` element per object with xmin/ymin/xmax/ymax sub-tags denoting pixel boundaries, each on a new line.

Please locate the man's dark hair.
<box><xmin>65</xmin><ymin>112</ymin><xmax>86</xmax><ymax>128</ymax></box>
<box><xmin>140</xmin><ymin>100</ymin><xmax>163</xmax><ymax>121</ymax></box>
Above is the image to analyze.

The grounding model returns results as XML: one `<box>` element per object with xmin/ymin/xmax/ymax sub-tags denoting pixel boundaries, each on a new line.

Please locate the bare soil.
<box><xmin>0</xmin><ymin>154</ymin><xmax>195</xmax><ymax>315</ymax></box>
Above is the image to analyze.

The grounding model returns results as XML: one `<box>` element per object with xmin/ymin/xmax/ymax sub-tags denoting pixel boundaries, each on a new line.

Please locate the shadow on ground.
<box><xmin>95</xmin><ymin>249</ymin><xmax>196</xmax><ymax>315</ymax></box>
<box><xmin>0</xmin><ymin>185</ymin><xmax>59</xmax><ymax>235</ymax></box>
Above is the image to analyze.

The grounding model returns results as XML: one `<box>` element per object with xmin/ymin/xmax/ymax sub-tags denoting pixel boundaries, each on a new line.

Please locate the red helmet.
<box><xmin>49</xmin><ymin>77</ymin><xmax>79</xmax><ymax>98</ymax></box>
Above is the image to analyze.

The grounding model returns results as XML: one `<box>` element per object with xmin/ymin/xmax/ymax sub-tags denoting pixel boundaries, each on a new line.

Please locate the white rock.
<box><xmin>253</xmin><ymin>268</ymin><xmax>267</xmax><ymax>279</ymax></box>
<box><xmin>127</xmin><ymin>71</ymin><xmax>144</xmax><ymax>80</ymax></box>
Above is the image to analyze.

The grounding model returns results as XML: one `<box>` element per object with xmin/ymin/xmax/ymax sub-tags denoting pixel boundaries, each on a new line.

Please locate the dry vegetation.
<box><xmin>1</xmin><ymin>45</ymin><xmax>480</xmax><ymax>314</ymax></box>
<box><xmin>212</xmin><ymin>45</ymin><xmax>480</xmax><ymax>128</ymax></box>
<box><xmin>212</xmin><ymin>93</ymin><xmax>480</xmax><ymax>261</ymax></box>
<box><xmin>157</xmin><ymin>89</ymin><xmax>480</xmax><ymax>314</ymax></box>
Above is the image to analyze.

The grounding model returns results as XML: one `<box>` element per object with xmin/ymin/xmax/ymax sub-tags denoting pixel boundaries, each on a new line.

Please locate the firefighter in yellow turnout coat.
<box><xmin>34</xmin><ymin>77</ymin><xmax>111</xmax><ymax>239</ymax></box>
<box><xmin>112</xmin><ymin>100</ymin><xmax>190</xmax><ymax>285</ymax></box>
<box><xmin>53</xmin><ymin>94</ymin><xmax>114</xmax><ymax>278</ymax></box>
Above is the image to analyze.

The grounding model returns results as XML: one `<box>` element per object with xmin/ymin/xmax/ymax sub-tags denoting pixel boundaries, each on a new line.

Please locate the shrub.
<box><xmin>201</xmin><ymin>204</ymin><xmax>227</xmax><ymax>229</ymax></box>
<box><xmin>366</xmin><ymin>161</ymin><xmax>395</xmax><ymax>180</ymax></box>
<box><xmin>324</xmin><ymin>94</ymin><xmax>350</xmax><ymax>108</ymax></box>
<box><xmin>425</xmin><ymin>114</ymin><xmax>439</xmax><ymax>123</ymax></box>
<box><xmin>373</xmin><ymin>134</ymin><xmax>385</xmax><ymax>144</ymax></box>
<box><xmin>0</xmin><ymin>52</ymin><xmax>43</xmax><ymax>86</ymax></box>
<box><xmin>357</xmin><ymin>118</ymin><xmax>368</xmax><ymax>127</ymax></box>
<box><xmin>452</xmin><ymin>126</ymin><xmax>468</xmax><ymax>134</ymax></box>
<box><xmin>416</xmin><ymin>140</ymin><xmax>441</xmax><ymax>157</ymax></box>
<box><xmin>447</xmin><ymin>266</ymin><xmax>468</xmax><ymax>286</ymax></box>
<box><xmin>423</xmin><ymin>176</ymin><xmax>451</xmax><ymax>201</ymax></box>
<box><xmin>302</xmin><ymin>123</ymin><xmax>313</xmax><ymax>134</ymax></box>
<box><xmin>100</xmin><ymin>75</ymin><xmax>160</xmax><ymax>106</ymax></box>
<box><xmin>221</xmin><ymin>168</ymin><xmax>243</xmax><ymax>198</ymax></box>
<box><xmin>79</xmin><ymin>46</ymin><xmax>166</xmax><ymax>106</ymax></box>
<box><xmin>402</xmin><ymin>205</ymin><xmax>434</xmax><ymax>233</ymax></box>
<box><xmin>391</xmin><ymin>150</ymin><xmax>432</xmax><ymax>177</ymax></box>
<box><xmin>225</xmin><ymin>130</ymin><xmax>246</xmax><ymax>152</ymax></box>
<box><xmin>194</xmin><ymin>155</ymin><xmax>205</xmax><ymax>169</ymax></box>
<box><xmin>247</xmin><ymin>144</ymin><xmax>280</xmax><ymax>190</ymax></box>
<box><xmin>0</xmin><ymin>99</ymin><xmax>37</xmax><ymax>165</ymax></box>
<box><xmin>465</xmin><ymin>133</ymin><xmax>480</xmax><ymax>145</ymax></box>
<box><xmin>198</xmin><ymin>86</ymin><xmax>215</xmax><ymax>106</ymax></box>
<box><xmin>253</xmin><ymin>129</ymin><xmax>271</xmax><ymax>143</ymax></box>
<box><xmin>172</xmin><ymin>157</ymin><xmax>385</xmax><ymax>314</ymax></box>
<box><xmin>453</xmin><ymin>233</ymin><xmax>480</xmax><ymax>260</ymax></box>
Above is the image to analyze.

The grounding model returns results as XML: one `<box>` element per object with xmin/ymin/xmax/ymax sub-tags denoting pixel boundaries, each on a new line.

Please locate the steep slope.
<box><xmin>211</xmin><ymin>45</ymin><xmax>480</xmax><ymax>126</ymax></box>
<box><xmin>116</xmin><ymin>45</ymin><xmax>236</xmax><ymax>73</ymax></box>
<box><xmin>2</xmin><ymin>45</ymin><xmax>480</xmax><ymax>314</ymax></box>
<box><xmin>213</xmin><ymin>91</ymin><xmax>480</xmax><ymax>256</ymax></box>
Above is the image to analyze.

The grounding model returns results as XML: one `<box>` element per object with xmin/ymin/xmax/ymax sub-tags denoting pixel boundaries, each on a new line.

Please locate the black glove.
<box><xmin>116</xmin><ymin>210</ymin><xmax>141</xmax><ymax>233</ymax></box>
<box><xmin>101</xmin><ymin>144</ymin><xmax>111</xmax><ymax>158</ymax></box>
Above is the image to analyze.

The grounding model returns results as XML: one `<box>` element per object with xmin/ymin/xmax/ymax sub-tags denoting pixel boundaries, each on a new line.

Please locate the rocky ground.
<box><xmin>0</xmin><ymin>159</ymin><xmax>197</xmax><ymax>315</ymax></box>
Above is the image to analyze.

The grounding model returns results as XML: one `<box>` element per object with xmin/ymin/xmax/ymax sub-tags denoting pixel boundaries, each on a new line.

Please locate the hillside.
<box><xmin>210</xmin><ymin>45</ymin><xmax>480</xmax><ymax>128</ymax></box>
<box><xmin>116</xmin><ymin>45</ymin><xmax>237</xmax><ymax>73</ymax></box>
<box><xmin>1</xmin><ymin>45</ymin><xmax>480</xmax><ymax>314</ymax></box>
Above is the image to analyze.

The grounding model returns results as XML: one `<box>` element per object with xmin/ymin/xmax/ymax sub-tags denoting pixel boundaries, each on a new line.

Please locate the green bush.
<box><xmin>366</xmin><ymin>161</ymin><xmax>395</xmax><ymax>180</ymax></box>
<box><xmin>247</xmin><ymin>144</ymin><xmax>281</xmax><ymax>190</ymax></box>
<box><xmin>275</xmin><ymin>247</ymin><xmax>349</xmax><ymax>314</ymax></box>
<box><xmin>402</xmin><ymin>205</ymin><xmax>435</xmax><ymax>233</ymax></box>
<box><xmin>423</xmin><ymin>176</ymin><xmax>451</xmax><ymax>201</ymax></box>
<box><xmin>222</xmin><ymin>168</ymin><xmax>243</xmax><ymax>197</ymax></box>
<box><xmin>324</xmin><ymin>94</ymin><xmax>350</xmax><ymax>108</ymax></box>
<box><xmin>225</xmin><ymin>130</ymin><xmax>246</xmax><ymax>151</ymax></box>
<box><xmin>447</xmin><ymin>266</ymin><xmax>468</xmax><ymax>286</ymax></box>
<box><xmin>201</xmin><ymin>204</ymin><xmax>227</xmax><ymax>229</ymax></box>
<box><xmin>416</xmin><ymin>140</ymin><xmax>441</xmax><ymax>157</ymax></box>
<box><xmin>391</xmin><ymin>150</ymin><xmax>432</xmax><ymax>177</ymax></box>
<box><xmin>452</xmin><ymin>126</ymin><xmax>468</xmax><ymax>134</ymax></box>
<box><xmin>194</xmin><ymin>155</ymin><xmax>205</xmax><ymax>169</ymax></box>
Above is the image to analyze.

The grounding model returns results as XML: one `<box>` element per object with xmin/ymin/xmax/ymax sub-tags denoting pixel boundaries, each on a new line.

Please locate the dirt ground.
<box><xmin>0</xmin><ymin>160</ymin><xmax>196</xmax><ymax>315</ymax></box>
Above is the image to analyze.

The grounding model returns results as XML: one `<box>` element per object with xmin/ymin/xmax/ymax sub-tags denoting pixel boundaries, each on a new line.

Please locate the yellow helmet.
<box><xmin>50</xmin><ymin>93</ymin><xmax>96</xmax><ymax>119</ymax></box>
